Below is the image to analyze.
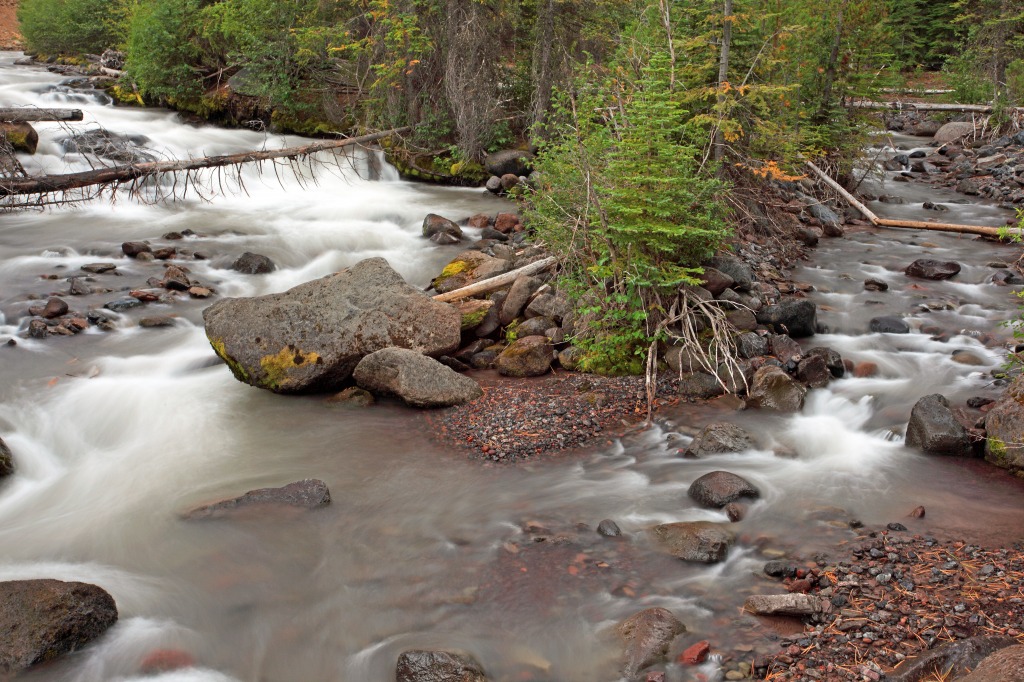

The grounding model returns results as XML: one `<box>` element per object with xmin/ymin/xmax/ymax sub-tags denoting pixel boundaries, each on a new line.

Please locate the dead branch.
<box><xmin>0</xmin><ymin>127</ymin><xmax>410</xmax><ymax>199</ymax></box>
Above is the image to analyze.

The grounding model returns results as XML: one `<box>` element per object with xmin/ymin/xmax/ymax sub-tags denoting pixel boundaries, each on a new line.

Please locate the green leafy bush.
<box><xmin>18</xmin><ymin>0</ymin><xmax>125</xmax><ymax>55</ymax></box>
<box><xmin>124</xmin><ymin>0</ymin><xmax>206</xmax><ymax>104</ymax></box>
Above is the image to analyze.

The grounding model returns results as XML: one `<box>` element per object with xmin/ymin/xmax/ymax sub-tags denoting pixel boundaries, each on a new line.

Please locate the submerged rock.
<box><xmin>905</xmin><ymin>394</ymin><xmax>972</xmax><ymax>456</ymax></box>
<box><xmin>396</xmin><ymin>649</ymin><xmax>488</xmax><ymax>682</ymax></box>
<box><xmin>870</xmin><ymin>316</ymin><xmax>910</xmax><ymax>334</ymax></box>
<box><xmin>203</xmin><ymin>258</ymin><xmax>461</xmax><ymax>393</ymax></box>
<box><xmin>185</xmin><ymin>479</ymin><xmax>331</xmax><ymax>519</ymax></box>
<box><xmin>618</xmin><ymin>607</ymin><xmax>686</xmax><ymax>678</ymax></box>
<box><xmin>651</xmin><ymin>522</ymin><xmax>734</xmax><ymax>564</ymax></box>
<box><xmin>684</xmin><ymin>422</ymin><xmax>755</xmax><ymax>458</ymax></box>
<box><xmin>353</xmin><ymin>348</ymin><xmax>482</xmax><ymax>408</ymax></box>
<box><xmin>0</xmin><ymin>579</ymin><xmax>118</xmax><ymax>675</ymax></box>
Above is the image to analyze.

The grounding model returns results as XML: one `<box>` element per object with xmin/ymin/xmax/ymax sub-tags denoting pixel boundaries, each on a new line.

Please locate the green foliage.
<box><xmin>124</xmin><ymin>0</ymin><xmax>206</xmax><ymax>104</ymax></box>
<box><xmin>19</xmin><ymin>0</ymin><xmax>126</xmax><ymax>55</ymax></box>
<box><xmin>948</xmin><ymin>0</ymin><xmax>1024</xmax><ymax>103</ymax></box>
<box><xmin>527</xmin><ymin>19</ymin><xmax>730</xmax><ymax>374</ymax></box>
<box><xmin>884</xmin><ymin>0</ymin><xmax>958</xmax><ymax>70</ymax></box>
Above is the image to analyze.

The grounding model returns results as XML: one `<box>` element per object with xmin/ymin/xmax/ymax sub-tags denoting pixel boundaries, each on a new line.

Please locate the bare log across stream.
<box><xmin>846</xmin><ymin>100</ymin><xmax>1023</xmax><ymax>114</ymax></box>
<box><xmin>805</xmin><ymin>161</ymin><xmax>1022</xmax><ymax>240</ymax></box>
<box><xmin>0</xmin><ymin>126</ymin><xmax>411</xmax><ymax>199</ymax></box>
<box><xmin>0</xmin><ymin>108</ymin><xmax>84</xmax><ymax>122</ymax></box>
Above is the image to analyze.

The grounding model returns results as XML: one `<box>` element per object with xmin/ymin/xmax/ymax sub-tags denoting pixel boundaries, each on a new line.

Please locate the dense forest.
<box><xmin>14</xmin><ymin>0</ymin><xmax>1024</xmax><ymax>372</ymax></box>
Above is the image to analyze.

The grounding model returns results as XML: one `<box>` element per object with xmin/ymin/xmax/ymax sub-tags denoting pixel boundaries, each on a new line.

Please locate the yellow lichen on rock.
<box><xmin>259</xmin><ymin>346</ymin><xmax>321</xmax><ymax>391</ymax></box>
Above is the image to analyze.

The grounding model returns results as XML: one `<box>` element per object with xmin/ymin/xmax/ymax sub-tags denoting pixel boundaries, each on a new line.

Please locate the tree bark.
<box><xmin>530</xmin><ymin>0</ymin><xmax>556</xmax><ymax>134</ymax></box>
<box><xmin>0</xmin><ymin>127</ymin><xmax>410</xmax><ymax>198</ymax></box>
<box><xmin>713</xmin><ymin>0</ymin><xmax>732</xmax><ymax>163</ymax></box>
<box><xmin>0</xmin><ymin>108</ymin><xmax>84</xmax><ymax>122</ymax></box>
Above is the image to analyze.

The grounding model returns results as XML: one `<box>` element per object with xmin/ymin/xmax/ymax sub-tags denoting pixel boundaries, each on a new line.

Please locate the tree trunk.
<box><xmin>713</xmin><ymin>0</ymin><xmax>732</xmax><ymax>163</ymax></box>
<box><xmin>816</xmin><ymin>2</ymin><xmax>846</xmax><ymax>123</ymax></box>
<box><xmin>530</xmin><ymin>0</ymin><xmax>557</xmax><ymax>135</ymax></box>
<box><xmin>0</xmin><ymin>108</ymin><xmax>84</xmax><ymax>122</ymax></box>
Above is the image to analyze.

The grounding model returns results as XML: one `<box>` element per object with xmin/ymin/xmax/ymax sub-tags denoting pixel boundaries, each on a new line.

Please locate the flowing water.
<box><xmin>1</xmin><ymin>55</ymin><xmax>1023</xmax><ymax>682</ymax></box>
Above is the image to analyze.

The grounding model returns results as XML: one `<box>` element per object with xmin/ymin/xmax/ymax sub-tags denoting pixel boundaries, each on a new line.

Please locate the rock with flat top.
<box><xmin>651</xmin><ymin>522</ymin><xmax>734</xmax><ymax>564</ymax></box>
<box><xmin>744</xmin><ymin>593</ymin><xmax>826</xmax><ymax>617</ymax></box>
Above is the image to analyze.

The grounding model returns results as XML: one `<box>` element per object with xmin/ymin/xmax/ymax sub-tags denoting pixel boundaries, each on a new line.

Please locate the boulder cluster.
<box><xmin>883</xmin><ymin>114</ymin><xmax>1024</xmax><ymax>209</ymax></box>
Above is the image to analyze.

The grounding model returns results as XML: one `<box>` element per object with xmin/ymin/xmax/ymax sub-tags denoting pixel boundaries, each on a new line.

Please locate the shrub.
<box><xmin>18</xmin><ymin>0</ymin><xmax>125</xmax><ymax>55</ymax></box>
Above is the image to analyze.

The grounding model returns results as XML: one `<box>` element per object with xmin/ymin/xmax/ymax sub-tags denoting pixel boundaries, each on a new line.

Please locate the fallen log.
<box><xmin>0</xmin><ymin>126</ymin><xmax>411</xmax><ymax>198</ymax></box>
<box><xmin>846</xmin><ymin>100</ymin><xmax>1022</xmax><ymax>114</ymax></box>
<box><xmin>0</xmin><ymin>108</ymin><xmax>84</xmax><ymax>122</ymax></box>
<box><xmin>432</xmin><ymin>256</ymin><xmax>558</xmax><ymax>303</ymax></box>
<box><xmin>804</xmin><ymin>161</ymin><xmax>1021</xmax><ymax>240</ymax></box>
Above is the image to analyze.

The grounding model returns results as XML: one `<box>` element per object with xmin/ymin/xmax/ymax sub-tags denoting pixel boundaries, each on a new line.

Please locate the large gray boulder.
<box><xmin>617</xmin><ymin>607</ymin><xmax>686</xmax><ymax>678</ymax></box>
<box><xmin>651</xmin><ymin>522</ymin><xmax>735</xmax><ymax>564</ymax></box>
<box><xmin>748</xmin><ymin>365</ymin><xmax>807</xmax><ymax>412</ymax></box>
<box><xmin>688</xmin><ymin>471</ymin><xmax>760</xmax><ymax>508</ymax></box>
<box><xmin>744</xmin><ymin>594</ymin><xmax>826</xmax><ymax>617</ymax></box>
<box><xmin>959</xmin><ymin>644</ymin><xmax>1024</xmax><ymax>682</ymax></box>
<box><xmin>684</xmin><ymin>422</ymin><xmax>755</xmax><ymax>458</ymax></box>
<box><xmin>986</xmin><ymin>375</ymin><xmax>1024</xmax><ymax>473</ymax></box>
<box><xmin>483</xmin><ymin>149</ymin><xmax>533</xmax><ymax>177</ymax></box>
<box><xmin>353</xmin><ymin>348</ymin><xmax>482</xmax><ymax>407</ymax></box>
<box><xmin>0</xmin><ymin>579</ymin><xmax>118</xmax><ymax>675</ymax></box>
<box><xmin>396</xmin><ymin>649</ymin><xmax>488</xmax><ymax>682</ymax></box>
<box><xmin>934</xmin><ymin>121</ymin><xmax>977</xmax><ymax>145</ymax></box>
<box><xmin>203</xmin><ymin>258</ymin><xmax>461</xmax><ymax>393</ymax></box>
<box><xmin>905</xmin><ymin>394</ymin><xmax>972</xmax><ymax>456</ymax></box>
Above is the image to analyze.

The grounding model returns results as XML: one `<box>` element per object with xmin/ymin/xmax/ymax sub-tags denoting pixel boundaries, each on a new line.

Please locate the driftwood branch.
<box><xmin>432</xmin><ymin>256</ymin><xmax>558</xmax><ymax>302</ymax></box>
<box><xmin>805</xmin><ymin>161</ymin><xmax>1020</xmax><ymax>240</ymax></box>
<box><xmin>0</xmin><ymin>127</ymin><xmax>411</xmax><ymax>198</ymax></box>
<box><xmin>0</xmin><ymin>108</ymin><xmax>84</xmax><ymax>122</ymax></box>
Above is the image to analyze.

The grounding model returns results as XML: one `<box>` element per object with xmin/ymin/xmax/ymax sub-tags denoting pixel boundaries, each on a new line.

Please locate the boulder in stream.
<box><xmin>422</xmin><ymin>214</ymin><xmax>463</xmax><ymax>243</ymax></box>
<box><xmin>185</xmin><ymin>479</ymin><xmax>331</xmax><ymax>519</ymax></box>
<box><xmin>0</xmin><ymin>579</ymin><xmax>118</xmax><ymax>675</ymax></box>
<box><xmin>396</xmin><ymin>649</ymin><xmax>488</xmax><ymax>682</ymax></box>
<box><xmin>650</xmin><ymin>522</ymin><xmax>734</xmax><ymax>564</ymax></box>
<box><xmin>231</xmin><ymin>252</ymin><xmax>276</xmax><ymax>274</ymax></box>
<box><xmin>617</xmin><ymin>607</ymin><xmax>686</xmax><ymax>678</ymax></box>
<box><xmin>688</xmin><ymin>471</ymin><xmax>760</xmax><ymax>508</ymax></box>
<box><xmin>905</xmin><ymin>394</ymin><xmax>972</xmax><ymax>456</ymax></box>
<box><xmin>933</xmin><ymin>121</ymin><xmax>977</xmax><ymax>145</ymax></box>
<box><xmin>905</xmin><ymin>259</ymin><xmax>961</xmax><ymax>280</ymax></box>
<box><xmin>684</xmin><ymin>422</ymin><xmax>755</xmax><ymax>458</ymax></box>
<box><xmin>870</xmin><ymin>316</ymin><xmax>910</xmax><ymax>334</ymax></box>
<box><xmin>353</xmin><ymin>348</ymin><xmax>482</xmax><ymax>408</ymax></box>
<box><xmin>747</xmin><ymin>365</ymin><xmax>807</xmax><ymax>412</ymax></box>
<box><xmin>431</xmin><ymin>251</ymin><xmax>508</xmax><ymax>294</ymax></box>
<box><xmin>203</xmin><ymin>258</ymin><xmax>461</xmax><ymax>393</ymax></box>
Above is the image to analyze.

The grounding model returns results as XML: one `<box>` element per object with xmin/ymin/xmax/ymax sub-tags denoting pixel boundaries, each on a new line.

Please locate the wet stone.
<box><xmin>597</xmin><ymin>519</ymin><xmax>622</xmax><ymax>537</ymax></box>
<box><xmin>80</xmin><ymin>263</ymin><xmax>117</xmax><ymax>274</ymax></box>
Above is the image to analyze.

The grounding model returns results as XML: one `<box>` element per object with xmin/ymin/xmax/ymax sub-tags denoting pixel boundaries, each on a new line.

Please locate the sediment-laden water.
<box><xmin>1</xmin><ymin>56</ymin><xmax>1023</xmax><ymax>681</ymax></box>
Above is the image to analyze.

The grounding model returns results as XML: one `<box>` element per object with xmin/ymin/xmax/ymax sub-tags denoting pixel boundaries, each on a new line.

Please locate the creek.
<box><xmin>1</xmin><ymin>55</ymin><xmax>1023</xmax><ymax>682</ymax></box>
